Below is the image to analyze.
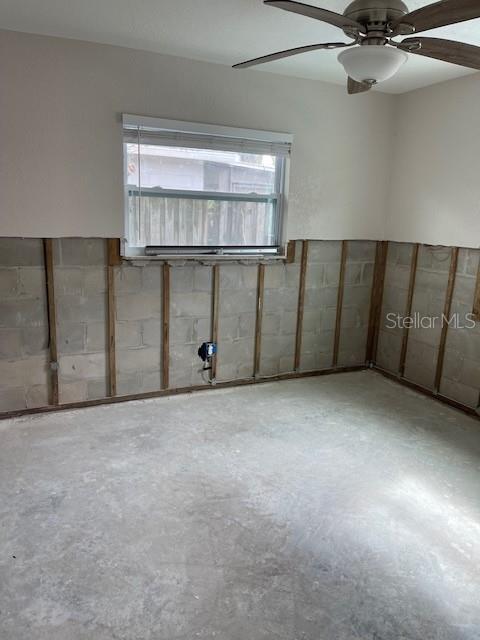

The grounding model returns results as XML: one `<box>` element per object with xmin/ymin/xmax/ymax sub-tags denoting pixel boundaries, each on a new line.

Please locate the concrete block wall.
<box><xmin>259</xmin><ymin>241</ymin><xmax>302</xmax><ymax>376</ymax></box>
<box><xmin>376</xmin><ymin>242</ymin><xmax>414</xmax><ymax>372</ymax></box>
<box><xmin>217</xmin><ymin>264</ymin><xmax>257</xmax><ymax>382</ymax></box>
<box><xmin>170</xmin><ymin>265</ymin><xmax>212</xmax><ymax>388</ymax></box>
<box><xmin>300</xmin><ymin>241</ymin><xmax>341</xmax><ymax>371</ymax></box>
<box><xmin>377</xmin><ymin>242</ymin><xmax>480</xmax><ymax>410</ymax></box>
<box><xmin>441</xmin><ymin>248</ymin><xmax>480</xmax><ymax>408</ymax></box>
<box><xmin>54</xmin><ymin>239</ymin><xmax>108</xmax><ymax>403</ymax></box>
<box><xmin>0</xmin><ymin>239</ymin><xmax>49</xmax><ymax>411</ymax></box>
<box><xmin>114</xmin><ymin>263</ymin><xmax>163</xmax><ymax>395</ymax></box>
<box><xmin>338</xmin><ymin>241</ymin><xmax>376</xmax><ymax>367</ymax></box>
<box><xmin>1</xmin><ymin>236</ymin><xmax>418</xmax><ymax>413</ymax></box>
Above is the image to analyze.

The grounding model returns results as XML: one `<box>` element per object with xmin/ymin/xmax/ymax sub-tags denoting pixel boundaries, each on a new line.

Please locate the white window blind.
<box><xmin>122</xmin><ymin>115</ymin><xmax>292</xmax><ymax>257</ymax></box>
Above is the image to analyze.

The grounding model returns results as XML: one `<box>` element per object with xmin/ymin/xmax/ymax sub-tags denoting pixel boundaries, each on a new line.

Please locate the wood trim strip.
<box><xmin>399</xmin><ymin>243</ymin><xmax>420</xmax><ymax>377</ymax></box>
<box><xmin>161</xmin><ymin>263</ymin><xmax>170</xmax><ymax>390</ymax></box>
<box><xmin>474</xmin><ymin>254</ymin><xmax>480</xmax><ymax>319</ymax></box>
<box><xmin>254</xmin><ymin>263</ymin><xmax>265</xmax><ymax>377</ymax></box>
<box><xmin>43</xmin><ymin>239</ymin><xmax>59</xmax><ymax>406</ymax></box>
<box><xmin>286</xmin><ymin>240</ymin><xmax>296</xmax><ymax>264</ymax></box>
<box><xmin>294</xmin><ymin>240</ymin><xmax>309</xmax><ymax>371</ymax></box>
<box><xmin>0</xmin><ymin>365</ymin><xmax>367</xmax><ymax>421</ymax></box>
<box><xmin>365</xmin><ymin>241</ymin><xmax>389</xmax><ymax>365</ymax></box>
<box><xmin>211</xmin><ymin>264</ymin><xmax>220</xmax><ymax>381</ymax></box>
<box><xmin>332</xmin><ymin>240</ymin><xmax>348</xmax><ymax>368</ymax></box>
<box><xmin>375</xmin><ymin>366</ymin><xmax>478</xmax><ymax>420</ymax></box>
<box><xmin>434</xmin><ymin>246</ymin><xmax>459</xmax><ymax>394</ymax></box>
<box><xmin>107</xmin><ymin>264</ymin><xmax>117</xmax><ymax>397</ymax></box>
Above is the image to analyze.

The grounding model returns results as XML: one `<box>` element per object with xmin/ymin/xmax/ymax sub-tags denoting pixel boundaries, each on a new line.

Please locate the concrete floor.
<box><xmin>0</xmin><ymin>371</ymin><xmax>479</xmax><ymax>640</ymax></box>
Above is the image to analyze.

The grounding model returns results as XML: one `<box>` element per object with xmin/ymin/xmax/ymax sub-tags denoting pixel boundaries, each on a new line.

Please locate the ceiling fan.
<box><xmin>233</xmin><ymin>0</ymin><xmax>480</xmax><ymax>93</ymax></box>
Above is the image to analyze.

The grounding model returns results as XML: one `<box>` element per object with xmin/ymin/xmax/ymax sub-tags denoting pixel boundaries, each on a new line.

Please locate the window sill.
<box><xmin>122</xmin><ymin>253</ymin><xmax>289</xmax><ymax>265</ymax></box>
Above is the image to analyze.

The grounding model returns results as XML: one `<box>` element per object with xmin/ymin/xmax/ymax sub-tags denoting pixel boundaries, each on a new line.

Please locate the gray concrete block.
<box><xmin>116</xmin><ymin>293</ymin><xmax>161</xmax><ymax>321</ymax></box>
<box><xmin>87</xmin><ymin>378</ymin><xmax>109</xmax><ymax>401</ymax></box>
<box><xmin>142</xmin><ymin>319</ymin><xmax>162</xmax><ymax>347</ymax></box>
<box><xmin>262</xmin><ymin>313</ymin><xmax>281</xmax><ymax>336</ymax></box>
<box><xmin>0</xmin><ymin>298</ymin><xmax>47</xmax><ymax>328</ymax></box>
<box><xmin>0</xmin><ymin>356</ymin><xmax>49</xmax><ymax>387</ymax></box>
<box><xmin>220</xmin><ymin>265</ymin><xmax>243</xmax><ymax>290</ymax></box>
<box><xmin>440</xmin><ymin>377</ymin><xmax>478</xmax><ymax>408</ymax></box>
<box><xmin>457</xmin><ymin>248</ymin><xmax>480</xmax><ymax>277</ymax></box>
<box><xmin>58</xmin><ymin>238</ymin><xmax>106</xmax><ymax>266</ymax></box>
<box><xmin>264</xmin><ymin>264</ymin><xmax>286</xmax><ymax>289</ymax></box>
<box><xmin>116</xmin><ymin>321</ymin><xmax>143</xmax><ymax>349</ymax></box>
<box><xmin>0</xmin><ymin>386</ymin><xmax>26</xmax><ymax>411</ymax></box>
<box><xmin>116</xmin><ymin>347</ymin><xmax>160</xmax><ymax>375</ymax></box>
<box><xmin>0</xmin><ymin>329</ymin><xmax>23</xmax><ymax>359</ymax></box>
<box><xmin>263</xmin><ymin>288</ymin><xmax>297</xmax><ymax>313</ymax></box>
<box><xmin>171</xmin><ymin>266</ymin><xmax>194</xmax><ymax>292</ymax></box>
<box><xmin>85</xmin><ymin>322</ymin><xmax>107</xmax><ymax>352</ymax></box>
<box><xmin>325</xmin><ymin>263</ymin><xmax>341</xmax><ymax>287</ymax></box>
<box><xmin>193</xmin><ymin>266</ymin><xmax>212</xmax><ymax>292</ymax></box>
<box><xmin>452</xmin><ymin>274</ymin><xmax>476</xmax><ymax>306</ymax></box>
<box><xmin>116</xmin><ymin>372</ymin><xmax>143</xmax><ymax>396</ymax></box>
<box><xmin>59</xmin><ymin>353</ymin><xmax>107</xmax><ymax>381</ymax></box>
<box><xmin>0</xmin><ymin>238</ymin><xmax>44</xmax><ymax>267</ymax></box>
<box><xmin>305</xmin><ymin>264</ymin><xmax>325</xmax><ymax>289</ymax></box>
<box><xmin>171</xmin><ymin>292</ymin><xmax>211</xmax><ymax>319</ymax></box>
<box><xmin>57</xmin><ymin>323</ymin><xmax>85</xmax><ymax>354</ymax></box>
<box><xmin>279</xmin><ymin>354</ymin><xmax>295</xmax><ymax>372</ymax></box>
<box><xmin>220</xmin><ymin>289</ymin><xmax>256</xmax><ymax>316</ymax></box>
<box><xmin>308</xmin><ymin>241</ymin><xmax>341</xmax><ymax>264</ymax></box>
<box><xmin>141</xmin><ymin>265</ymin><xmax>162</xmax><ymax>291</ymax></box>
<box><xmin>345</xmin><ymin>263</ymin><xmax>362</xmax><ymax>286</ymax></box>
<box><xmin>115</xmin><ymin>266</ymin><xmax>143</xmax><ymax>294</ymax></box>
<box><xmin>280</xmin><ymin>310</ymin><xmax>297</xmax><ymax>335</ymax></box>
<box><xmin>141</xmin><ymin>370</ymin><xmax>162</xmax><ymax>393</ymax></box>
<box><xmin>25</xmin><ymin>384</ymin><xmax>49</xmax><ymax>408</ymax></box>
<box><xmin>54</xmin><ymin>268</ymin><xmax>85</xmax><ymax>296</ymax></box>
<box><xmin>218</xmin><ymin>316</ymin><xmax>239</xmax><ymax>341</ymax></box>
<box><xmin>59</xmin><ymin>381</ymin><xmax>88</xmax><ymax>404</ymax></box>
<box><xmin>239</xmin><ymin>313</ymin><xmax>256</xmax><ymax>339</ymax></box>
<box><xmin>0</xmin><ymin>269</ymin><xmax>18</xmax><ymax>296</ymax></box>
<box><xmin>22</xmin><ymin>326</ymin><xmax>49</xmax><ymax>356</ymax></box>
<box><xmin>193</xmin><ymin>318</ymin><xmax>211</xmax><ymax>343</ymax></box>
<box><xmin>285</xmin><ymin>264</ymin><xmax>301</xmax><ymax>288</ymax></box>
<box><xmin>242</xmin><ymin>266</ymin><xmax>258</xmax><ymax>291</ymax></box>
<box><xmin>85</xmin><ymin>268</ymin><xmax>107</xmax><ymax>295</ymax></box>
<box><xmin>376</xmin><ymin>330</ymin><xmax>402</xmax><ymax>373</ymax></box>
<box><xmin>57</xmin><ymin>294</ymin><xmax>106</xmax><ymax>325</ymax></box>
<box><xmin>17</xmin><ymin>268</ymin><xmax>46</xmax><ymax>297</ymax></box>
<box><xmin>404</xmin><ymin>338</ymin><xmax>437</xmax><ymax>390</ymax></box>
<box><xmin>170</xmin><ymin>317</ymin><xmax>195</xmax><ymax>346</ymax></box>
<box><xmin>347</xmin><ymin>241</ymin><xmax>376</xmax><ymax>263</ymax></box>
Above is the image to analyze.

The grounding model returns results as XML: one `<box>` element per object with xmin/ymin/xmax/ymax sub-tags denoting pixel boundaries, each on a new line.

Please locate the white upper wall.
<box><xmin>387</xmin><ymin>73</ymin><xmax>480</xmax><ymax>248</ymax></box>
<box><xmin>0</xmin><ymin>30</ymin><xmax>393</xmax><ymax>240</ymax></box>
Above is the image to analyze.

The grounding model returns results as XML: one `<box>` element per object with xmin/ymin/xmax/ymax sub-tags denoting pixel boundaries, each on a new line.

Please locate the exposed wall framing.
<box><xmin>332</xmin><ymin>240</ymin><xmax>348</xmax><ymax>368</ymax></box>
<box><xmin>399</xmin><ymin>243</ymin><xmax>419</xmax><ymax>378</ymax></box>
<box><xmin>294</xmin><ymin>240</ymin><xmax>309</xmax><ymax>371</ymax></box>
<box><xmin>365</xmin><ymin>241</ymin><xmax>388</xmax><ymax>365</ymax></box>
<box><xmin>434</xmin><ymin>246</ymin><xmax>459</xmax><ymax>394</ymax></box>
<box><xmin>106</xmin><ymin>239</ymin><xmax>117</xmax><ymax>397</ymax></box>
<box><xmin>253</xmin><ymin>263</ymin><xmax>265</xmax><ymax>377</ymax></box>
<box><xmin>162</xmin><ymin>263</ymin><xmax>170</xmax><ymax>390</ymax></box>
<box><xmin>211</xmin><ymin>264</ymin><xmax>220</xmax><ymax>381</ymax></box>
<box><xmin>43</xmin><ymin>239</ymin><xmax>59</xmax><ymax>405</ymax></box>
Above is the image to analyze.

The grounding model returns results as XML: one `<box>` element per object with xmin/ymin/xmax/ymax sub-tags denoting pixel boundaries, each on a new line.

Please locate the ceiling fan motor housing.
<box><xmin>344</xmin><ymin>0</ymin><xmax>409</xmax><ymax>30</ymax></box>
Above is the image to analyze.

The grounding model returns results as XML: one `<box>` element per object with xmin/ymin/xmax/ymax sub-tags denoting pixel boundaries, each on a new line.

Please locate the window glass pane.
<box><xmin>126</xmin><ymin>144</ymin><xmax>277</xmax><ymax>195</ymax></box>
<box><xmin>128</xmin><ymin>195</ymin><xmax>277</xmax><ymax>247</ymax></box>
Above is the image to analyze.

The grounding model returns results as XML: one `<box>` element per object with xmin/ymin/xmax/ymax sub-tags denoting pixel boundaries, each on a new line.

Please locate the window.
<box><xmin>122</xmin><ymin>115</ymin><xmax>292</xmax><ymax>257</ymax></box>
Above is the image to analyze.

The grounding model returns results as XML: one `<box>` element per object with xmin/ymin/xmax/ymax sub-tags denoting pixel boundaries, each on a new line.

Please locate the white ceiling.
<box><xmin>1</xmin><ymin>0</ymin><xmax>480</xmax><ymax>93</ymax></box>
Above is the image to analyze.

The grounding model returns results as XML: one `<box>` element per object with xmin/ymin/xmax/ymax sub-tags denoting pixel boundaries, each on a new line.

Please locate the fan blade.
<box><xmin>391</xmin><ymin>0</ymin><xmax>480</xmax><ymax>36</ymax></box>
<box><xmin>264</xmin><ymin>0</ymin><xmax>365</xmax><ymax>34</ymax></box>
<box><xmin>399</xmin><ymin>37</ymin><xmax>480</xmax><ymax>70</ymax></box>
<box><xmin>347</xmin><ymin>77</ymin><xmax>372</xmax><ymax>94</ymax></box>
<box><xmin>233</xmin><ymin>42</ymin><xmax>348</xmax><ymax>69</ymax></box>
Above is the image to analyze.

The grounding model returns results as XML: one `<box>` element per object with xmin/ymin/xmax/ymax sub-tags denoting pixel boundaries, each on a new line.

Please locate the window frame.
<box><xmin>122</xmin><ymin>115</ymin><xmax>292</xmax><ymax>260</ymax></box>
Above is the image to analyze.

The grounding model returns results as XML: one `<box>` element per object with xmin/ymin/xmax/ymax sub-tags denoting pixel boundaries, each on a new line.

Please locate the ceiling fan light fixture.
<box><xmin>337</xmin><ymin>45</ymin><xmax>408</xmax><ymax>84</ymax></box>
